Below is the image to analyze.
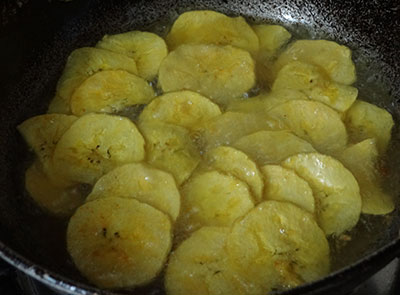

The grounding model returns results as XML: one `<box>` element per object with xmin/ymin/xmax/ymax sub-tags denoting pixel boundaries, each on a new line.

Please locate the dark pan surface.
<box><xmin>0</xmin><ymin>0</ymin><xmax>400</xmax><ymax>294</ymax></box>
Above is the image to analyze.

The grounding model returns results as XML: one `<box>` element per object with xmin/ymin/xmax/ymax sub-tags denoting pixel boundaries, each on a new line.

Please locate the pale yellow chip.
<box><xmin>261</xmin><ymin>165</ymin><xmax>315</xmax><ymax>213</ymax></box>
<box><xmin>268</xmin><ymin>100</ymin><xmax>348</xmax><ymax>154</ymax></box>
<box><xmin>204</xmin><ymin>146</ymin><xmax>264</xmax><ymax>202</ymax></box>
<box><xmin>178</xmin><ymin>170</ymin><xmax>254</xmax><ymax>235</ymax></box>
<box><xmin>158</xmin><ymin>44</ymin><xmax>256</xmax><ymax>106</ymax></box>
<box><xmin>139</xmin><ymin>122</ymin><xmax>201</xmax><ymax>185</ymax></box>
<box><xmin>274</xmin><ymin>40</ymin><xmax>356</xmax><ymax>85</ymax></box>
<box><xmin>86</xmin><ymin>163</ymin><xmax>180</xmax><ymax>221</ymax></box>
<box><xmin>166</xmin><ymin>10</ymin><xmax>259</xmax><ymax>55</ymax></box>
<box><xmin>17</xmin><ymin>114</ymin><xmax>78</xmax><ymax>187</ymax></box>
<box><xmin>70</xmin><ymin>70</ymin><xmax>155</xmax><ymax>116</ymax></box>
<box><xmin>67</xmin><ymin>197</ymin><xmax>172</xmax><ymax>289</ymax></box>
<box><xmin>53</xmin><ymin>113</ymin><xmax>145</xmax><ymax>185</ymax></box>
<box><xmin>139</xmin><ymin>90</ymin><xmax>221</xmax><ymax>130</ymax></box>
<box><xmin>272</xmin><ymin>61</ymin><xmax>358</xmax><ymax>112</ymax></box>
<box><xmin>96</xmin><ymin>31</ymin><xmax>168</xmax><ymax>80</ymax></box>
<box><xmin>199</xmin><ymin>111</ymin><xmax>281</xmax><ymax>152</ymax></box>
<box><xmin>233</xmin><ymin>130</ymin><xmax>316</xmax><ymax>166</ymax></box>
<box><xmin>226</xmin><ymin>89</ymin><xmax>308</xmax><ymax>115</ymax></box>
<box><xmin>25</xmin><ymin>161</ymin><xmax>86</xmax><ymax>216</ymax></box>
<box><xmin>336</xmin><ymin>139</ymin><xmax>394</xmax><ymax>215</ymax></box>
<box><xmin>227</xmin><ymin>201</ymin><xmax>330</xmax><ymax>292</ymax></box>
<box><xmin>345</xmin><ymin>100</ymin><xmax>394</xmax><ymax>154</ymax></box>
<box><xmin>48</xmin><ymin>47</ymin><xmax>138</xmax><ymax>114</ymax></box>
<box><xmin>282</xmin><ymin>153</ymin><xmax>361</xmax><ymax>236</ymax></box>
<box><xmin>252</xmin><ymin>24</ymin><xmax>291</xmax><ymax>87</ymax></box>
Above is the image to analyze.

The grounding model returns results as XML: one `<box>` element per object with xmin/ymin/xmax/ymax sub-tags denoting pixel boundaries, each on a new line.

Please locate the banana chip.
<box><xmin>233</xmin><ymin>130</ymin><xmax>316</xmax><ymax>166</ymax></box>
<box><xmin>48</xmin><ymin>47</ymin><xmax>138</xmax><ymax>114</ymax></box>
<box><xmin>96</xmin><ymin>31</ymin><xmax>167</xmax><ymax>80</ymax></box>
<box><xmin>337</xmin><ymin>139</ymin><xmax>394</xmax><ymax>215</ymax></box>
<box><xmin>18</xmin><ymin>114</ymin><xmax>78</xmax><ymax>186</ymax></box>
<box><xmin>158</xmin><ymin>44</ymin><xmax>256</xmax><ymax>106</ymax></box>
<box><xmin>272</xmin><ymin>61</ymin><xmax>358</xmax><ymax>112</ymax></box>
<box><xmin>139</xmin><ymin>122</ymin><xmax>201</xmax><ymax>185</ymax></box>
<box><xmin>274</xmin><ymin>40</ymin><xmax>356</xmax><ymax>85</ymax></box>
<box><xmin>87</xmin><ymin>163</ymin><xmax>181</xmax><ymax>221</ymax></box>
<box><xmin>282</xmin><ymin>153</ymin><xmax>361</xmax><ymax>236</ymax></box>
<box><xmin>53</xmin><ymin>113</ymin><xmax>145</xmax><ymax>185</ymax></box>
<box><xmin>204</xmin><ymin>146</ymin><xmax>264</xmax><ymax>202</ymax></box>
<box><xmin>227</xmin><ymin>201</ymin><xmax>330</xmax><ymax>291</ymax></box>
<box><xmin>67</xmin><ymin>197</ymin><xmax>172</xmax><ymax>289</ymax></box>
<box><xmin>139</xmin><ymin>91</ymin><xmax>221</xmax><ymax>130</ymax></box>
<box><xmin>70</xmin><ymin>70</ymin><xmax>155</xmax><ymax>116</ymax></box>
<box><xmin>261</xmin><ymin>165</ymin><xmax>315</xmax><ymax>214</ymax></box>
<box><xmin>345</xmin><ymin>100</ymin><xmax>394</xmax><ymax>154</ymax></box>
<box><xmin>166</xmin><ymin>10</ymin><xmax>259</xmax><ymax>55</ymax></box>
<box><xmin>179</xmin><ymin>170</ymin><xmax>254</xmax><ymax>235</ymax></box>
<box><xmin>25</xmin><ymin>161</ymin><xmax>86</xmax><ymax>216</ymax></box>
<box><xmin>268</xmin><ymin>100</ymin><xmax>348</xmax><ymax>154</ymax></box>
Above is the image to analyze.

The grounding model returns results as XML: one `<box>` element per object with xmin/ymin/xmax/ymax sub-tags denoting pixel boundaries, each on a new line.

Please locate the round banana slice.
<box><xmin>199</xmin><ymin>111</ymin><xmax>281</xmax><ymax>152</ymax></box>
<box><xmin>158</xmin><ymin>44</ymin><xmax>256</xmax><ymax>106</ymax></box>
<box><xmin>139</xmin><ymin>122</ymin><xmax>201</xmax><ymax>185</ymax></box>
<box><xmin>204</xmin><ymin>146</ymin><xmax>264</xmax><ymax>202</ymax></box>
<box><xmin>336</xmin><ymin>139</ymin><xmax>394</xmax><ymax>215</ymax></box>
<box><xmin>178</xmin><ymin>170</ymin><xmax>254</xmax><ymax>235</ymax></box>
<box><xmin>166</xmin><ymin>10</ymin><xmax>259</xmax><ymax>55</ymax></box>
<box><xmin>70</xmin><ymin>70</ymin><xmax>155</xmax><ymax>116</ymax></box>
<box><xmin>53</xmin><ymin>113</ymin><xmax>145</xmax><ymax>185</ymax></box>
<box><xmin>139</xmin><ymin>90</ymin><xmax>221</xmax><ymax>130</ymax></box>
<box><xmin>17</xmin><ymin>114</ymin><xmax>78</xmax><ymax>186</ymax></box>
<box><xmin>96</xmin><ymin>31</ymin><xmax>168</xmax><ymax>80</ymax></box>
<box><xmin>166</xmin><ymin>226</ymin><xmax>255</xmax><ymax>295</ymax></box>
<box><xmin>272</xmin><ymin>61</ymin><xmax>358</xmax><ymax>112</ymax></box>
<box><xmin>233</xmin><ymin>130</ymin><xmax>316</xmax><ymax>166</ymax></box>
<box><xmin>345</xmin><ymin>100</ymin><xmax>394</xmax><ymax>154</ymax></box>
<box><xmin>227</xmin><ymin>201</ymin><xmax>330</xmax><ymax>291</ymax></box>
<box><xmin>87</xmin><ymin>163</ymin><xmax>180</xmax><ymax>221</ymax></box>
<box><xmin>282</xmin><ymin>153</ymin><xmax>362</xmax><ymax>236</ymax></box>
<box><xmin>67</xmin><ymin>197</ymin><xmax>172</xmax><ymax>289</ymax></box>
<box><xmin>261</xmin><ymin>165</ymin><xmax>315</xmax><ymax>214</ymax></box>
<box><xmin>274</xmin><ymin>40</ymin><xmax>356</xmax><ymax>85</ymax></box>
<box><xmin>48</xmin><ymin>47</ymin><xmax>138</xmax><ymax>114</ymax></box>
<box><xmin>268</xmin><ymin>100</ymin><xmax>348</xmax><ymax>154</ymax></box>
<box><xmin>25</xmin><ymin>161</ymin><xmax>86</xmax><ymax>216</ymax></box>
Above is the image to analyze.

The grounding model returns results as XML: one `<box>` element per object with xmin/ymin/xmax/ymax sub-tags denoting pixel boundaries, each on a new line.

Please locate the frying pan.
<box><xmin>1</xmin><ymin>0</ymin><xmax>400</xmax><ymax>294</ymax></box>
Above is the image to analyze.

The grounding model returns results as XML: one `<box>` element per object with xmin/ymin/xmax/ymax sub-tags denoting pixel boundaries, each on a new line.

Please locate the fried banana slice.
<box><xmin>336</xmin><ymin>139</ymin><xmax>394</xmax><ymax>215</ymax></box>
<box><xmin>268</xmin><ymin>100</ymin><xmax>348</xmax><ymax>154</ymax></box>
<box><xmin>272</xmin><ymin>61</ymin><xmax>358</xmax><ymax>112</ymax></box>
<box><xmin>67</xmin><ymin>197</ymin><xmax>172</xmax><ymax>289</ymax></box>
<box><xmin>199</xmin><ymin>111</ymin><xmax>281</xmax><ymax>152</ymax></box>
<box><xmin>178</xmin><ymin>170</ymin><xmax>254</xmax><ymax>235</ymax></box>
<box><xmin>282</xmin><ymin>153</ymin><xmax>361</xmax><ymax>236</ymax></box>
<box><xmin>204</xmin><ymin>146</ymin><xmax>264</xmax><ymax>202</ymax></box>
<box><xmin>25</xmin><ymin>161</ymin><xmax>86</xmax><ymax>216</ymax></box>
<box><xmin>166</xmin><ymin>10</ymin><xmax>259</xmax><ymax>55</ymax></box>
<box><xmin>53</xmin><ymin>113</ymin><xmax>145</xmax><ymax>185</ymax></box>
<box><xmin>96</xmin><ymin>31</ymin><xmax>168</xmax><ymax>80</ymax></box>
<box><xmin>87</xmin><ymin>163</ymin><xmax>180</xmax><ymax>221</ymax></box>
<box><xmin>70</xmin><ymin>70</ymin><xmax>155</xmax><ymax>116</ymax></box>
<box><xmin>158</xmin><ymin>44</ymin><xmax>255</xmax><ymax>106</ymax></box>
<box><xmin>233</xmin><ymin>130</ymin><xmax>316</xmax><ymax>166</ymax></box>
<box><xmin>17</xmin><ymin>114</ymin><xmax>78</xmax><ymax>186</ymax></box>
<box><xmin>227</xmin><ymin>201</ymin><xmax>330</xmax><ymax>291</ymax></box>
<box><xmin>139</xmin><ymin>122</ymin><xmax>201</xmax><ymax>185</ymax></box>
<box><xmin>261</xmin><ymin>165</ymin><xmax>315</xmax><ymax>213</ymax></box>
<box><xmin>274</xmin><ymin>40</ymin><xmax>356</xmax><ymax>85</ymax></box>
<box><xmin>344</xmin><ymin>100</ymin><xmax>394</xmax><ymax>154</ymax></box>
<box><xmin>139</xmin><ymin>90</ymin><xmax>221</xmax><ymax>130</ymax></box>
<box><xmin>48</xmin><ymin>47</ymin><xmax>138</xmax><ymax>114</ymax></box>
